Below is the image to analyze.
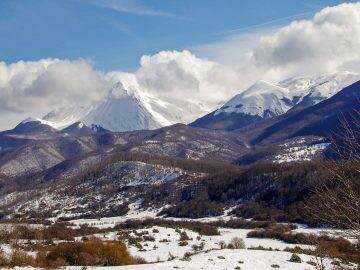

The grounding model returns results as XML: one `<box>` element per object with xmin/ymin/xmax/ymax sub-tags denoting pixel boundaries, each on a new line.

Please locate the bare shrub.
<box><xmin>0</xmin><ymin>248</ymin><xmax>36</xmax><ymax>268</ymax></box>
<box><xmin>218</xmin><ymin>240</ymin><xmax>226</xmax><ymax>249</ymax></box>
<box><xmin>39</xmin><ymin>237</ymin><xmax>143</xmax><ymax>267</ymax></box>
<box><xmin>178</xmin><ymin>241</ymin><xmax>188</xmax><ymax>246</ymax></box>
<box><xmin>191</xmin><ymin>242</ymin><xmax>205</xmax><ymax>251</ymax></box>
<box><xmin>179</xmin><ymin>231</ymin><xmax>190</xmax><ymax>241</ymax></box>
<box><xmin>289</xmin><ymin>254</ymin><xmax>302</xmax><ymax>263</ymax></box>
<box><xmin>228</xmin><ymin>237</ymin><xmax>245</xmax><ymax>249</ymax></box>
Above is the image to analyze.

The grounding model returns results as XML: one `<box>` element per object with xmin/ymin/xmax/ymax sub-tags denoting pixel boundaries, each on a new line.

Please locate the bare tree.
<box><xmin>307</xmin><ymin>110</ymin><xmax>360</xmax><ymax>241</ymax></box>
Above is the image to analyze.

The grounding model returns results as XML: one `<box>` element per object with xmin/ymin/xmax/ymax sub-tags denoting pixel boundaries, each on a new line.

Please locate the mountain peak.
<box><xmin>40</xmin><ymin>82</ymin><xmax>208</xmax><ymax>132</ymax></box>
<box><xmin>61</xmin><ymin>121</ymin><xmax>94</xmax><ymax>136</ymax></box>
<box><xmin>9</xmin><ymin>117</ymin><xmax>58</xmax><ymax>135</ymax></box>
<box><xmin>192</xmin><ymin>71</ymin><xmax>360</xmax><ymax>131</ymax></box>
<box><xmin>20</xmin><ymin>117</ymin><xmax>43</xmax><ymax>125</ymax></box>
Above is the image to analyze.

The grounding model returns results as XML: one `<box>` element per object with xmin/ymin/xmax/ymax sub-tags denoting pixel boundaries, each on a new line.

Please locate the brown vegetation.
<box><xmin>38</xmin><ymin>237</ymin><xmax>145</xmax><ymax>267</ymax></box>
<box><xmin>113</xmin><ymin>218</ymin><xmax>220</xmax><ymax>236</ymax></box>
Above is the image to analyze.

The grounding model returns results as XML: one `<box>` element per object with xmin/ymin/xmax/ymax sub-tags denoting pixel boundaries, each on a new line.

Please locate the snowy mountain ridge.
<box><xmin>23</xmin><ymin>71</ymin><xmax>360</xmax><ymax>133</ymax></box>
<box><xmin>41</xmin><ymin>82</ymin><xmax>208</xmax><ymax>132</ymax></box>
<box><xmin>215</xmin><ymin>71</ymin><xmax>360</xmax><ymax>119</ymax></box>
<box><xmin>215</xmin><ymin>80</ymin><xmax>292</xmax><ymax>118</ymax></box>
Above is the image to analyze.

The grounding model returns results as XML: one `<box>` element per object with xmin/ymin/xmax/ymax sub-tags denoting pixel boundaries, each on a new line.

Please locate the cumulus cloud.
<box><xmin>197</xmin><ymin>2</ymin><xmax>360</xmax><ymax>81</ymax></box>
<box><xmin>0</xmin><ymin>59</ymin><xmax>107</xmax><ymax>113</ymax></box>
<box><xmin>140</xmin><ymin>2</ymin><xmax>360</xmax><ymax>108</ymax></box>
<box><xmin>251</xmin><ymin>2</ymin><xmax>360</xmax><ymax>76</ymax></box>
<box><xmin>135</xmin><ymin>50</ymin><xmax>240</xmax><ymax>107</ymax></box>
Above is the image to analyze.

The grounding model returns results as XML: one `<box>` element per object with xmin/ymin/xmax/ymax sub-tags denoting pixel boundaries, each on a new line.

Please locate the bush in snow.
<box><xmin>179</xmin><ymin>230</ymin><xmax>191</xmax><ymax>241</ymax></box>
<box><xmin>218</xmin><ymin>240</ymin><xmax>226</xmax><ymax>249</ymax></box>
<box><xmin>178</xmin><ymin>240</ymin><xmax>189</xmax><ymax>246</ymax></box>
<box><xmin>227</xmin><ymin>237</ymin><xmax>245</xmax><ymax>249</ymax></box>
<box><xmin>143</xmin><ymin>235</ymin><xmax>155</xmax><ymax>242</ymax></box>
<box><xmin>289</xmin><ymin>254</ymin><xmax>302</xmax><ymax>263</ymax></box>
<box><xmin>191</xmin><ymin>242</ymin><xmax>205</xmax><ymax>251</ymax></box>
<box><xmin>38</xmin><ymin>237</ymin><xmax>145</xmax><ymax>267</ymax></box>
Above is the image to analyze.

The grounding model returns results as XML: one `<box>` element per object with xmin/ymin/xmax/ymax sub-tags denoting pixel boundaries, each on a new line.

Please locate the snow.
<box><xmin>41</xmin><ymin>82</ymin><xmax>208</xmax><ymax>132</ymax></box>
<box><xmin>8</xmin><ymin>218</ymin><xmax>352</xmax><ymax>270</ymax></box>
<box><xmin>215</xmin><ymin>71</ymin><xmax>359</xmax><ymax>119</ymax></box>
<box><xmin>123</xmin><ymin>226</ymin><xmax>314</xmax><ymax>263</ymax></box>
<box><xmin>19</xmin><ymin>71</ymin><xmax>360</xmax><ymax>133</ymax></box>
<box><xmin>110</xmin><ymin>249</ymin><xmax>327</xmax><ymax>270</ymax></box>
<box><xmin>215</xmin><ymin>80</ymin><xmax>291</xmax><ymax>118</ymax></box>
<box><xmin>61</xmin><ymin>225</ymin><xmax>335</xmax><ymax>270</ymax></box>
<box><xmin>70</xmin><ymin>203</ymin><xmax>158</xmax><ymax>229</ymax></box>
<box><xmin>42</xmin><ymin>105</ymin><xmax>94</xmax><ymax>129</ymax></box>
<box><xmin>11</xmin><ymin>249</ymin><xmax>334</xmax><ymax>270</ymax></box>
<box><xmin>274</xmin><ymin>141</ymin><xmax>330</xmax><ymax>163</ymax></box>
<box><xmin>280</xmin><ymin>71</ymin><xmax>360</xmax><ymax>101</ymax></box>
<box><xmin>19</xmin><ymin>117</ymin><xmax>58</xmax><ymax>128</ymax></box>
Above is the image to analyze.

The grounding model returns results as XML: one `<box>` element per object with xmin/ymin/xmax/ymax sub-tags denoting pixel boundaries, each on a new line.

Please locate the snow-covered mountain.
<box><xmin>216</xmin><ymin>80</ymin><xmax>292</xmax><ymax>119</ymax></box>
<box><xmin>217</xmin><ymin>71</ymin><xmax>359</xmax><ymax>118</ymax></box>
<box><xmin>41</xmin><ymin>82</ymin><xmax>208</xmax><ymax>132</ymax></box>
<box><xmin>192</xmin><ymin>71</ymin><xmax>360</xmax><ymax>130</ymax></box>
<box><xmin>19</xmin><ymin>71</ymin><xmax>359</xmax><ymax>133</ymax></box>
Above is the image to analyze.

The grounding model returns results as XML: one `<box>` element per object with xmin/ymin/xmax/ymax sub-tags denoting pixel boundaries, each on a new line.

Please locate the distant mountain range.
<box><xmin>0</xmin><ymin>75</ymin><xmax>359</xmax><ymax>220</ymax></box>
<box><xmin>0</xmin><ymin>76</ymin><xmax>359</xmax><ymax>180</ymax></box>
<box><xmin>191</xmin><ymin>71</ymin><xmax>359</xmax><ymax>131</ymax></box>
<box><xmin>13</xmin><ymin>71</ymin><xmax>356</xmax><ymax>134</ymax></box>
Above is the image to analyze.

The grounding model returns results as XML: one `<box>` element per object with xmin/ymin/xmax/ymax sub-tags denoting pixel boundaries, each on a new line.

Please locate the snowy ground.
<box><xmin>121</xmin><ymin>226</ymin><xmax>313</xmax><ymax>262</ymax></box>
<box><xmin>7</xmin><ymin>212</ymin><xmax>355</xmax><ymax>270</ymax></box>
<box><xmin>65</xmin><ymin>225</ymin><xmax>332</xmax><ymax>270</ymax></box>
<box><xmin>7</xmin><ymin>223</ymin><xmax>348</xmax><ymax>270</ymax></box>
<box><xmin>62</xmin><ymin>250</ymin><xmax>325</xmax><ymax>270</ymax></box>
<box><xmin>70</xmin><ymin>202</ymin><xmax>158</xmax><ymax>229</ymax></box>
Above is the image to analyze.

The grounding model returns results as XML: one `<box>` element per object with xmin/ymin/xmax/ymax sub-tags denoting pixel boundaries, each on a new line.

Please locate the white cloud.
<box><xmin>135</xmin><ymin>50</ymin><xmax>240</xmax><ymax>107</ymax></box>
<box><xmin>0</xmin><ymin>59</ymin><xmax>107</xmax><ymax>113</ymax></box>
<box><xmin>252</xmin><ymin>2</ymin><xmax>360</xmax><ymax>76</ymax></box>
<box><xmin>197</xmin><ymin>2</ymin><xmax>360</xmax><ymax>80</ymax></box>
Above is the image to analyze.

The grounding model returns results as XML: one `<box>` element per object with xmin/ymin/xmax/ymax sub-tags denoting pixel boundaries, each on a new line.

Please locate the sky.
<box><xmin>1</xmin><ymin>0</ymin><xmax>357</xmax><ymax>71</ymax></box>
<box><xmin>0</xmin><ymin>0</ymin><xmax>360</xmax><ymax>129</ymax></box>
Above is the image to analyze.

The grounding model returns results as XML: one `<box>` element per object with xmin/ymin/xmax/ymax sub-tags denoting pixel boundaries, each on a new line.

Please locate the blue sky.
<box><xmin>0</xmin><ymin>0</ymin><xmax>357</xmax><ymax>71</ymax></box>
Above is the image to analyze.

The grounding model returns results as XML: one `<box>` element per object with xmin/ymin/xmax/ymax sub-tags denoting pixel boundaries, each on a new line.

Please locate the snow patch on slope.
<box><xmin>274</xmin><ymin>141</ymin><xmax>330</xmax><ymax>163</ymax></box>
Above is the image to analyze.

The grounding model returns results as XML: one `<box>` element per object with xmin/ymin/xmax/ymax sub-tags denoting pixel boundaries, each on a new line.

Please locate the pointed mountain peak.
<box><xmin>61</xmin><ymin>121</ymin><xmax>94</xmax><ymax>136</ymax></box>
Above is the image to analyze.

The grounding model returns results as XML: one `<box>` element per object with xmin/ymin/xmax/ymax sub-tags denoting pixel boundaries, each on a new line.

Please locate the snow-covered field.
<box><xmin>5</xmin><ymin>210</ymin><xmax>355</xmax><ymax>270</ymax></box>
<box><xmin>77</xmin><ymin>250</ymin><xmax>325</xmax><ymax>270</ymax></box>
<box><xmin>118</xmin><ymin>226</ymin><xmax>313</xmax><ymax>262</ymax></box>
<box><xmin>69</xmin><ymin>222</ymin><xmax>338</xmax><ymax>270</ymax></box>
<box><xmin>10</xmin><ymin>224</ymin><xmax>331</xmax><ymax>270</ymax></box>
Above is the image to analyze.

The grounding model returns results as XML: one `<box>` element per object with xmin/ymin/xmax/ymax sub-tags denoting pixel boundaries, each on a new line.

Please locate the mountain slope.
<box><xmin>250</xmin><ymin>80</ymin><xmax>360</xmax><ymax>145</ymax></box>
<box><xmin>0</xmin><ymin>118</ymin><xmax>61</xmax><ymax>151</ymax></box>
<box><xmin>192</xmin><ymin>72</ymin><xmax>359</xmax><ymax>131</ymax></box>
<box><xmin>42</xmin><ymin>82</ymin><xmax>208</xmax><ymax>132</ymax></box>
<box><xmin>191</xmin><ymin>80</ymin><xmax>291</xmax><ymax>130</ymax></box>
<box><xmin>60</xmin><ymin>122</ymin><xmax>95</xmax><ymax>136</ymax></box>
<box><xmin>0</xmin><ymin>121</ymin><xmax>248</xmax><ymax>180</ymax></box>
